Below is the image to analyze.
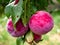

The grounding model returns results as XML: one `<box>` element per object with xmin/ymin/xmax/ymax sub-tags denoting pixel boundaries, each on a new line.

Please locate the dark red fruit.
<box><xmin>34</xmin><ymin>34</ymin><xmax>42</xmax><ymax>42</ymax></box>
<box><xmin>29</xmin><ymin>11</ymin><xmax>54</xmax><ymax>35</ymax></box>
<box><xmin>14</xmin><ymin>0</ymin><xmax>19</xmax><ymax>5</ymax></box>
<box><xmin>7</xmin><ymin>18</ymin><xmax>28</xmax><ymax>37</ymax></box>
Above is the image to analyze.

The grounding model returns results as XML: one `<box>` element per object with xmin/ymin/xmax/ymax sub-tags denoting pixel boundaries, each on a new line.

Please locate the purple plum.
<box><xmin>14</xmin><ymin>0</ymin><xmax>19</xmax><ymax>5</ymax></box>
<box><xmin>29</xmin><ymin>11</ymin><xmax>54</xmax><ymax>35</ymax></box>
<box><xmin>7</xmin><ymin>18</ymin><xmax>28</xmax><ymax>37</ymax></box>
<box><xmin>34</xmin><ymin>34</ymin><xmax>42</xmax><ymax>42</ymax></box>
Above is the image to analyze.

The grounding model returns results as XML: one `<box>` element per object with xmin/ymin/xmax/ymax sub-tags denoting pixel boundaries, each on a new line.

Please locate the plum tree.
<box><xmin>4</xmin><ymin>0</ymin><xmax>55</xmax><ymax>45</ymax></box>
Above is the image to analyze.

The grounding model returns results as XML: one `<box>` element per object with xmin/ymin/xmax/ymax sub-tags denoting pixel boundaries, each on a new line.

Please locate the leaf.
<box><xmin>21</xmin><ymin>0</ymin><xmax>28</xmax><ymax>26</ymax></box>
<box><xmin>12</xmin><ymin>0</ymin><xmax>23</xmax><ymax>24</ymax></box>
<box><xmin>5</xmin><ymin>0</ymin><xmax>23</xmax><ymax>24</ymax></box>
<box><xmin>16</xmin><ymin>37</ymin><xmax>24</xmax><ymax>45</ymax></box>
<box><xmin>5</xmin><ymin>1</ymin><xmax>14</xmax><ymax>18</ymax></box>
<box><xmin>21</xmin><ymin>0</ymin><xmax>36</xmax><ymax>26</ymax></box>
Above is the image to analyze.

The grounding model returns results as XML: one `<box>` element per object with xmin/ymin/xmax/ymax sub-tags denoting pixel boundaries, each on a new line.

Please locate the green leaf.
<box><xmin>12</xmin><ymin>0</ymin><xmax>23</xmax><ymax>24</ymax></box>
<box><xmin>5</xmin><ymin>0</ymin><xmax>23</xmax><ymax>24</ymax></box>
<box><xmin>21</xmin><ymin>0</ymin><xmax>28</xmax><ymax>26</ymax></box>
<box><xmin>21</xmin><ymin>0</ymin><xmax>36</xmax><ymax>26</ymax></box>
<box><xmin>5</xmin><ymin>1</ymin><xmax>14</xmax><ymax>18</ymax></box>
<box><xmin>16</xmin><ymin>37</ymin><xmax>24</xmax><ymax>45</ymax></box>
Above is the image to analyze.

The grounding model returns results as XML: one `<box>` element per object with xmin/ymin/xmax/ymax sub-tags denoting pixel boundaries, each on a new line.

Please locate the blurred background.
<box><xmin>0</xmin><ymin>0</ymin><xmax>60</xmax><ymax>45</ymax></box>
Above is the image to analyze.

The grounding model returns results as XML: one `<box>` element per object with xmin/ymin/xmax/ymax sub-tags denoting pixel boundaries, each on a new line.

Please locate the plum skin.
<box><xmin>14</xmin><ymin>0</ymin><xmax>19</xmax><ymax>5</ymax></box>
<box><xmin>7</xmin><ymin>18</ymin><xmax>28</xmax><ymax>37</ymax></box>
<box><xmin>29</xmin><ymin>11</ymin><xmax>54</xmax><ymax>35</ymax></box>
<box><xmin>34</xmin><ymin>34</ymin><xmax>42</xmax><ymax>42</ymax></box>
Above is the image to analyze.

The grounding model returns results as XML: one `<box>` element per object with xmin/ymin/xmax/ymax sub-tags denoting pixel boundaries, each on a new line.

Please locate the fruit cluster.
<box><xmin>6</xmin><ymin>0</ymin><xmax>54</xmax><ymax>43</ymax></box>
<box><xmin>7</xmin><ymin>10</ymin><xmax>54</xmax><ymax>42</ymax></box>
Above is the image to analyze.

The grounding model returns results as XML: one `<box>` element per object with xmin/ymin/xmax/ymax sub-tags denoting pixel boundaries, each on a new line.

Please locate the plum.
<box><xmin>14</xmin><ymin>0</ymin><xmax>19</xmax><ymax>5</ymax></box>
<box><xmin>29</xmin><ymin>11</ymin><xmax>54</xmax><ymax>35</ymax></box>
<box><xmin>34</xmin><ymin>34</ymin><xmax>42</xmax><ymax>42</ymax></box>
<box><xmin>7</xmin><ymin>18</ymin><xmax>28</xmax><ymax>37</ymax></box>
